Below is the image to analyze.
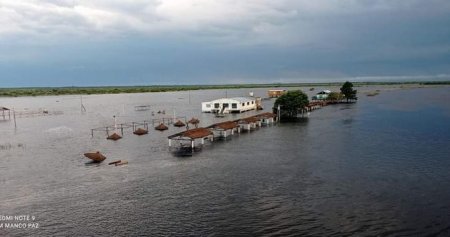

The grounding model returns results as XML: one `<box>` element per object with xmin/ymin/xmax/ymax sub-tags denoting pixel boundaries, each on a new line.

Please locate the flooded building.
<box><xmin>268</xmin><ymin>89</ymin><xmax>287</xmax><ymax>98</ymax></box>
<box><xmin>312</xmin><ymin>90</ymin><xmax>331</xmax><ymax>100</ymax></box>
<box><xmin>202</xmin><ymin>97</ymin><xmax>257</xmax><ymax>113</ymax></box>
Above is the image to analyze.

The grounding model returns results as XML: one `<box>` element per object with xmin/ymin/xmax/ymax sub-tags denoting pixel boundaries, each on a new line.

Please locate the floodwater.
<box><xmin>0</xmin><ymin>86</ymin><xmax>449</xmax><ymax>236</ymax></box>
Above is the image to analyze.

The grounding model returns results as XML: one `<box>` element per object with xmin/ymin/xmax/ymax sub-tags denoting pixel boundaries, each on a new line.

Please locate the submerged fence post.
<box><xmin>13</xmin><ymin>109</ymin><xmax>16</xmax><ymax>128</ymax></box>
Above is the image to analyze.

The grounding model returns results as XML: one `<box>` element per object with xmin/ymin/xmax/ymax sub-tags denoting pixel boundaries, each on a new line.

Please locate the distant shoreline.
<box><xmin>0</xmin><ymin>81</ymin><xmax>449</xmax><ymax>97</ymax></box>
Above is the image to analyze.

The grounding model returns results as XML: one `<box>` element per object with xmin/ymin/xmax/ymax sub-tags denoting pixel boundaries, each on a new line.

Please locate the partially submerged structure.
<box><xmin>1</xmin><ymin>107</ymin><xmax>11</xmax><ymax>120</ymax></box>
<box><xmin>201</xmin><ymin>97</ymin><xmax>258</xmax><ymax>114</ymax></box>
<box><xmin>173</xmin><ymin>120</ymin><xmax>186</xmax><ymax>127</ymax></box>
<box><xmin>107</xmin><ymin>133</ymin><xmax>122</xmax><ymax>140</ymax></box>
<box><xmin>208</xmin><ymin>121</ymin><xmax>240</xmax><ymax>138</ymax></box>
<box><xmin>188</xmin><ymin>118</ymin><xmax>200</xmax><ymax>128</ymax></box>
<box><xmin>168</xmin><ymin>128</ymin><xmax>214</xmax><ymax>156</ymax></box>
<box><xmin>312</xmin><ymin>90</ymin><xmax>331</xmax><ymax>100</ymax></box>
<box><xmin>155</xmin><ymin>123</ymin><xmax>168</xmax><ymax>131</ymax></box>
<box><xmin>255</xmin><ymin>112</ymin><xmax>277</xmax><ymax>125</ymax></box>
<box><xmin>133</xmin><ymin>127</ymin><xmax>148</xmax><ymax>135</ymax></box>
<box><xmin>237</xmin><ymin>116</ymin><xmax>262</xmax><ymax>131</ymax></box>
<box><xmin>84</xmin><ymin>151</ymin><xmax>106</xmax><ymax>162</ymax></box>
<box><xmin>268</xmin><ymin>89</ymin><xmax>287</xmax><ymax>98</ymax></box>
<box><xmin>134</xmin><ymin>105</ymin><xmax>151</xmax><ymax>111</ymax></box>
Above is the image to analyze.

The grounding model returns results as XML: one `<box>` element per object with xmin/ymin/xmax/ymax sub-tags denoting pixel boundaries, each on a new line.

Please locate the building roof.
<box><xmin>208</xmin><ymin>97</ymin><xmax>254</xmax><ymax>103</ymax></box>
<box><xmin>317</xmin><ymin>90</ymin><xmax>331</xmax><ymax>94</ymax></box>
<box><xmin>255</xmin><ymin>112</ymin><xmax>277</xmax><ymax>119</ymax></box>
<box><xmin>208</xmin><ymin>121</ymin><xmax>239</xmax><ymax>130</ymax></box>
<box><xmin>168</xmin><ymin>128</ymin><xmax>213</xmax><ymax>140</ymax></box>
<box><xmin>238</xmin><ymin>116</ymin><xmax>260</xmax><ymax>124</ymax></box>
<box><xmin>0</xmin><ymin>107</ymin><xmax>10</xmax><ymax>111</ymax></box>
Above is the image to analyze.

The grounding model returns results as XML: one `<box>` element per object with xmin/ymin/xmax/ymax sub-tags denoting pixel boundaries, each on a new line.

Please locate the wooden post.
<box><xmin>277</xmin><ymin>104</ymin><xmax>281</xmax><ymax>121</ymax></box>
<box><xmin>13</xmin><ymin>110</ymin><xmax>16</xmax><ymax>128</ymax></box>
<box><xmin>91</xmin><ymin>129</ymin><xmax>94</xmax><ymax>137</ymax></box>
<box><xmin>191</xmin><ymin>140</ymin><xmax>195</xmax><ymax>149</ymax></box>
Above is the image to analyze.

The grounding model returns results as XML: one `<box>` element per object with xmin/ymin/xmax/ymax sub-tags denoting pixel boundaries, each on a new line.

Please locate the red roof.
<box><xmin>168</xmin><ymin>128</ymin><xmax>212</xmax><ymax>139</ymax></box>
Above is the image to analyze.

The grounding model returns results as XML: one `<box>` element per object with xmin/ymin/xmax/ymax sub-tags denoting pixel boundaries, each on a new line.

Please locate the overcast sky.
<box><xmin>0</xmin><ymin>0</ymin><xmax>449</xmax><ymax>87</ymax></box>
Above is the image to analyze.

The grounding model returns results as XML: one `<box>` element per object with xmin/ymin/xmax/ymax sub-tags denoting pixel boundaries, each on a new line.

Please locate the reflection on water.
<box><xmin>0</xmin><ymin>86</ymin><xmax>449</xmax><ymax>236</ymax></box>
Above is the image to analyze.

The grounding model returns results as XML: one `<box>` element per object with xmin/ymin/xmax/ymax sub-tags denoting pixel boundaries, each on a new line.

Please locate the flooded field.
<box><xmin>1</xmin><ymin>85</ymin><xmax>449</xmax><ymax>236</ymax></box>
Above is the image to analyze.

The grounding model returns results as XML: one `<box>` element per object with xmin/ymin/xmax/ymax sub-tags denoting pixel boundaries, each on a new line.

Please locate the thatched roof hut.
<box><xmin>155</xmin><ymin>123</ymin><xmax>168</xmax><ymax>131</ymax></box>
<box><xmin>107</xmin><ymin>133</ymin><xmax>122</xmax><ymax>140</ymax></box>
<box><xmin>84</xmin><ymin>151</ymin><xmax>106</xmax><ymax>162</ymax></box>
<box><xmin>174</xmin><ymin>120</ymin><xmax>186</xmax><ymax>127</ymax></box>
<box><xmin>133</xmin><ymin>128</ymin><xmax>148</xmax><ymax>135</ymax></box>
<box><xmin>188</xmin><ymin>118</ymin><xmax>200</xmax><ymax>125</ymax></box>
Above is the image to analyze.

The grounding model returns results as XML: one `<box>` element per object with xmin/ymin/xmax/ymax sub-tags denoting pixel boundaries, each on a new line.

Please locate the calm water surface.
<box><xmin>0</xmin><ymin>86</ymin><xmax>449</xmax><ymax>236</ymax></box>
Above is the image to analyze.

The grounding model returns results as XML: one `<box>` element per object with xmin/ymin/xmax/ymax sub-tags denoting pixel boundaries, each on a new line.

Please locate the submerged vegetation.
<box><xmin>273</xmin><ymin>90</ymin><xmax>309</xmax><ymax>119</ymax></box>
<box><xmin>340</xmin><ymin>81</ymin><xmax>358</xmax><ymax>102</ymax></box>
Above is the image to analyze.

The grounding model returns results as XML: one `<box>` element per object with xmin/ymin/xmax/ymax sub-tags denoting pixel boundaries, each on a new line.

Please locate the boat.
<box><xmin>84</xmin><ymin>151</ymin><xmax>106</xmax><ymax>162</ymax></box>
<box><xmin>133</xmin><ymin>128</ymin><xmax>148</xmax><ymax>135</ymax></box>
<box><xmin>134</xmin><ymin>105</ymin><xmax>151</xmax><ymax>111</ymax></box>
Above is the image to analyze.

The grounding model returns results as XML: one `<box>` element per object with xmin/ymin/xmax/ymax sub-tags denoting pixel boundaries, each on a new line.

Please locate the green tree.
<box><xmin>340</xmin><ymin>81</ymin><xmax>357</xmax><ymax>102</ymax></box>
<box><xmin>327</xmin><ymin>92</ymin><xmax>344</xmax><ymax>101</ymax></box>
<box><xmin>273</xmin><ymin>90</ymin><xmax>309</xmax><ymax>118</ymax></box>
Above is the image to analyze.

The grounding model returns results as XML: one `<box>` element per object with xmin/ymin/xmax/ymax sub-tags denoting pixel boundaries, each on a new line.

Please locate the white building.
<box><xmin>312</xmin><ymin>90</ymin><xmax>331</xmax><ymax>100</ymax></box>
<box><xmin>202</xmin><ymin>97</ymin><xmax>257</xmax><ymax>113</ymax></box>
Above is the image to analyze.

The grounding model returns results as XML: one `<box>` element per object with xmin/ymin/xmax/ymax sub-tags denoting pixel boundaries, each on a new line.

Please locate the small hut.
<box><xmin>188</xmin><ymin>118</ymin><xmax>200</xmax><ymax>128</ymax></box>
<box><xmin>155</xmin><ymin>123</ymin><xmax>168</xmax><ymax>131</ymax></box>
<box><xmin>107</xmin><ymin>133</ymin><xmax>122</xmax><ymax>140</ymax></box>
<box><xmin>133</xmin><ymin>127</ymin><xmax>148</xmax><ymax>135</ymax></box>
<box><xmin>168</xmin><ymin>128</ymin><xmax>214</xmax><ymax>154</ymax></box>
<box><xmin>174</xmin><ymin>120</ymin><xmax>186</xmax><ymax>127</ymax></box>
<box><xmin>255</xmin><ymin>112</ymin><xmax>277</xmax><ymax>125</ymax></box>
<box><xmin>237</xmin><ymin>116</ymin><xmax>261</xmax><ymax>131</ymax></box>
<box><xmin>1</xmin><ymin>107</ymin><xmax>11</xmax><ymax>120</ymax></box>
<box><xmin>208</xmin><ymin>121</ymin><xmax>240</xmax><ymax>138</ymax></box>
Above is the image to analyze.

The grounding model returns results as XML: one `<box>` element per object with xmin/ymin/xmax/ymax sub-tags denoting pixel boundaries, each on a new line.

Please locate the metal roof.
<box><xmin>209</xmin><ymin>97</ymin><xmax>254</xmax><ymax>103</ymax></box>
<box><xmin>168</xmin><ymin>128</ymin><xmax>213</xmax><ymax>140</ymax></box>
